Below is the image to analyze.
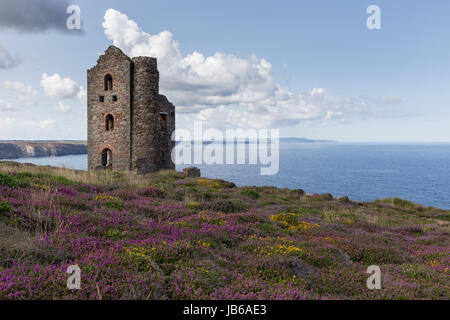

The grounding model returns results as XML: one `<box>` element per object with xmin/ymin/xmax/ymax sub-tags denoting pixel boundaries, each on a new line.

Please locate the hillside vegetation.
<box><xmin>0</xmin><ymin>161</ymin><xmax>448</xmax><ymax>299</ymax></box>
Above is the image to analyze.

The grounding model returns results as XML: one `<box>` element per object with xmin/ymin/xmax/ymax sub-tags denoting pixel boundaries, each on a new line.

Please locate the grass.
<box><xmin>0</xmin><ymin>161</ymin><xmax>448</xmax><ymax>300</ymax></box>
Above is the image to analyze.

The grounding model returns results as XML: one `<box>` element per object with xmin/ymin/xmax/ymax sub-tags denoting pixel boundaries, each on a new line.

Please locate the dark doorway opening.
<box><xmin>101</xmin><ymin>149</ymin><xmax>112</xmax><ymax>168</ymax></box>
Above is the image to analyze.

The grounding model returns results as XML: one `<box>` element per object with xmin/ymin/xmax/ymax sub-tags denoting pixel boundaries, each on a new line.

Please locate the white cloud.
<box><xmin>76</xmin><ymin>87</ymin><xmax>87</xmax><ymax>105</ymax></box>
<box><xmin>102</xmin><ymin>9</ymin><xmax>379</xmax><ymax>129</ymax></box>
<box><xmin>375</xmin><ymin>96</ymin><xmax>402</xmax><ymax>104</ymax></box>
<box><xmin>0</xmin><ymin>117</ymin><xmax>16</xmax><ymax>131</ymax></box>
<box><xmin>0</xmin><ymin>99</ymin><xmax>17</xmax><ymax>112</ymax></box>
<box><xmin>3</xmin><ymin>81</ymin><xmax>38</xmax><ymax>106</ymax></box>
<box><xmin>56</xmin><ymin>101</ymin><xmax>71</xmax><ymax>113</ymax></box>
<box><xmin>187</xmin><ymin>87</ymin><xmax>367</xmax><ymax>129</ymax></box>
<box><xmin>0</xmin><ymin>46</ymin><xmax>21</xmax><ymax>69</ymax></box>
<box><xmin>0</xmin><ymin>117</ymin><xmax>56</xmax><ymax>135</ymax></box>
<box><xmin>41</xmin><ymin>73</ymin><xmax>85</xmax><ymax>101</ymax></box>
<box><xmin>20</xmin><ymin>119</ymin><xmax>56</xmax><ymax>130</ymax></box>
<box><xmin>103</xmin><ymin>9</ymin><xmax>275</xmax><ymax>112</ymax></box>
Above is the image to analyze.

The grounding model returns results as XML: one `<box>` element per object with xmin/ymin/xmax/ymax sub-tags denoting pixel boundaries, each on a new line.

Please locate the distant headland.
<box><xmin>0</xmin><ymin>138</ymin><xmax>336</xmax><ymax>161</ymax></box>
<box><xmin>0</xmin><ymin>141</ymin><xmax>87</xmax><ymax>160</ymax></box>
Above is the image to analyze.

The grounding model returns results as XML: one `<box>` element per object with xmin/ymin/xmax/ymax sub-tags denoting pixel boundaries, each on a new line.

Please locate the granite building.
<box><xmin>87</xmin><ymin>46</ymin><xmax>175</xmax><ymax>173</ymax></box>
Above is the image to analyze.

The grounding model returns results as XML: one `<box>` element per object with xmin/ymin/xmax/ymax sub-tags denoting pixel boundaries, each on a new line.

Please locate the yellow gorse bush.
<box><xmin>287</xmin><ymin>221</ymin><xmax>320</xmax><ymax>232</ymax></box>
<box><xmin>426</xmin><ymin>259</ymin><xmax>448</xmax><ymax>272</ymax></box>
<box><xmin>276</xmin><ymin>275</ymin><xmax>305</xmax><ymax>286</ymax></box>
<box><xmin>105</xmin><ymin>229</ymin><xmax>125</xmax><ymax>239</ymax></box>
<box><xmin>401</xmin><ymin>264</ymin><xmax>422</xmax><ymax>278</ymax></box>
<box><xmin>323</xmin><ymin>237</ymin><xmax>340</xmax><ymax>244</ymax></box>
<box><xmin>248</xmin><ymin>234</ymin><xmax>297</xmax><ymax>245</ymax></box>
<box><xmin>198</xmin><ymin>240</ymin><xmax>211</xmax><ymax>248</ymax></box>
<box><xmin>125</xmin><ymin>246</ymin><xmax>155</xmax><ymax>259</ymax></box>
<box><xmin>31</xmin><ymin>183</ymin><xmax>50</xmax><ymax>191</ymax></box>
<box><xmin>198</xmin><ymin>179</ymin><xmax>221</xmax><ymax>188</ymax></box>
<box><xmin>270</xmin><ymin>212</ymin><xmax>319</xmax><ymax>232</ymax></box>
<box><xmin>186</xmin><ymin>202</ymin><xmax>200</xmax><ymax>208</ymax></box>
<box><xmin>124</xmin><ymin>246</ymin><xmax>157</xmax><ymax>273</ymax></box>
<box><xmin>255</xmin><ymin>244</ymin><xmax>304</xmax><ymax>257</ymax></box>
<box><xmin>95</xmin><ymin>194</ymin><xmax>121</xmax><ymax>202</ymax></box>
<box><xmin>427</xmin><ymin>259</ymin><xmax>439</xmax><ymax>268</ymax></box>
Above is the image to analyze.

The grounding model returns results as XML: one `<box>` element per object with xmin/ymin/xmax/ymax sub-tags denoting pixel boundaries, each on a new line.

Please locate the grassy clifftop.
<box><xmin>0</xmin><ymin>161</ymin><xmax>448</xmax><ymax>300</ymax></box>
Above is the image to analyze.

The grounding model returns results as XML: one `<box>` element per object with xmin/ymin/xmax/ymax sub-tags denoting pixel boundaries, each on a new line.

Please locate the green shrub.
<box><xmin>158</xmin><ymin>170</ymin><xmax>184</xmax><ymax>181</ymax></box>
<box><xmin>240</xmin><ymin>188</ymin><xmax>259</xmax><ymax>199</ymax></box>
<box><xmin>0</xmin><ymin>172</ymin><xmax>19</xmax><ymax>188</ymax></box>
<box><xmin>203</xmin><ymin>192</ymin><xmax>213</xmax><ymax>201</ymax></box>
<box><xmin>216</xmin><ymin>179</ymin><xmax>236</xmax><ymax>188</ymax></box>
<box><xmin>104</xmin><ymin>200</ymin><xmax>125</xmax><ymax>210</ymax></box>
<box><xmin>105</xmin><ymin>228</ymin><xmax>125</xmax><ymax>240</ymax></box>
<box><xmin>291</xmin><ymin>207</ymin><xmax>321</xmax><ymax>216</ymax></box>
<box><xmin>354</xmin><ymin>247</ymin><xmax>404</xmax><ymax>265</ymax></box>
<box><xmin>401</xmin><ymin>263</ymin><xmax>434</xmax><ymax>280</ymax></box>
<box><xmin>203</xmin><ymin>199</ymin><xmax>249</xmax><ymax>213</ymax></box>
<box><xmin>339</xmin><ymin>196</ymin><xmax>350</xmax><ymax>203</ymax></box>
<box><xmin>0</xmin><ymin>200</ymin><xmax>13</xmax><ymax>224</ymax></box>
<box><xmin>381</xmin><ymin>198</ymin><xmax>416</xmax><ymax>209</ymax></box>
<box><xmin>436</xmin><ymin>212</ymin><xmax>450</xmax><ymax>221</ymax></box>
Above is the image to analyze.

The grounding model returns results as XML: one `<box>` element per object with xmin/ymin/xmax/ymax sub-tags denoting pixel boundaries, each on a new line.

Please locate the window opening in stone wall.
<box><xmin>104</xmin><ymin>74</ymin><xmax>113</xmax><ymax>91</ymax></box>
<box><xmin>105</xmin><ymin>114</ymin><xmax>114</xmax><ymax>131</ymax></box>
<box><xmin>160</xmin><ymin>113</ymin><xmax>167</xmax><ymax>132</ymax></box>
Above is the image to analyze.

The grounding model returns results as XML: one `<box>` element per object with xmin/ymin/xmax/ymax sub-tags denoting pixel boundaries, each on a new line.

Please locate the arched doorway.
<box><xmin>101</xmin><ymin>148</ymin><xmax>112</xmax><ymax>168</ymax></box>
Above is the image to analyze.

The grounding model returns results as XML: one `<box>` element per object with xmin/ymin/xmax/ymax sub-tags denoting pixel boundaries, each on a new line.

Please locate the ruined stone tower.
<box><xmin>87</xmin><ymin>46</ymin><xmax>175</xmax><ymax>174</ymax></box>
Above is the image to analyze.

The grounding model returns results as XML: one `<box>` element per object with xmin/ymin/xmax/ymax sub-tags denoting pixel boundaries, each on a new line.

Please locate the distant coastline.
<box><xmin>0</xmin><ymin>142</ymin><xmax>87</xmax><ymax>160</ymax></box>
<box><xmin>0</xmin><ymin>138</ymin><xmax>335</xmax><ymax>144</ymax></box>
<box><xmin>279</xmin><ymin>138</ymin><xmax>336</xmax><ymax>143</ymax></box>
<box><xmin>0</xmin><ymin>138</ymin><xmax>335</xmax><ymax>160</ymax></box>
<box><xmin>182</xmin><ymin>138</ymin><xmax>338</xmax><ymax>144</ymax></box>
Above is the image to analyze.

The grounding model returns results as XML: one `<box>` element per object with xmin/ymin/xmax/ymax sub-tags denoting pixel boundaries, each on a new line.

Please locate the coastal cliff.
<box><xmin>0</xmin><ymin>142</ymin><xmax>87</xmax><ymax>160</ymax></box>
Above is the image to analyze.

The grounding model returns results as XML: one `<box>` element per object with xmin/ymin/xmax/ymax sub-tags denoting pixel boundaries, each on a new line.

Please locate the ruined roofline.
<box><xmin>88</xmin><ymin>45</ymin><xmax>158</xmax><ymax>72</ymax></box>
<box><xmin>132</xmin><ymin>56</ymin><xmax>158</xmax><ymax>69</ymax></box>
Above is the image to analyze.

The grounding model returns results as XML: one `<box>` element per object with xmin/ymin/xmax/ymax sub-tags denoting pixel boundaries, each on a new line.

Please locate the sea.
<box><xmin>5</xmin><ymin>142</ymin><xmax>450</xmax><ymax>209</ymax></box>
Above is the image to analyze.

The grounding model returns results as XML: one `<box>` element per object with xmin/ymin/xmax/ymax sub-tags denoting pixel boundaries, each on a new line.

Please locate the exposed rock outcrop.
<box><xmin>183</xmin><ymin>167</ymin><xmax>201</xmax><ymax>178</ymax></box>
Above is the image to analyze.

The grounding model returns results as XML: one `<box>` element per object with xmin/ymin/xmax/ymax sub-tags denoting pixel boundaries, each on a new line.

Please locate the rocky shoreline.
<box><xmin>0</xmin><ymin>142</ymin><xmax>87</xmax><ymax>160</ymax></box>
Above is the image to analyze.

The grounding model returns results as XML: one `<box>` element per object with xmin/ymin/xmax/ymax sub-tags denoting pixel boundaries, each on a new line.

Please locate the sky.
<box><xmin>0</xmin><ymin>0</ymin><xmax>449</xmax><ymax>142</ymax></box>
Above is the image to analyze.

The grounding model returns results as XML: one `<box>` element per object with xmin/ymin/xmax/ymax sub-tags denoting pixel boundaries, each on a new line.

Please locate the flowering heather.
<box><xmin>0</xmin><ymin>163</ymin><xmax>449</xmax><ymax>300</ymax></box>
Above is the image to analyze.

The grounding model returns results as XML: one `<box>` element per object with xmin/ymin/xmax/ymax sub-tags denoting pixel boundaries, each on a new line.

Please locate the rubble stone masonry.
<box><xmin>87</xmin><ymin>46</ymin><xmax>175</xmax><ymax>173</ymax></box>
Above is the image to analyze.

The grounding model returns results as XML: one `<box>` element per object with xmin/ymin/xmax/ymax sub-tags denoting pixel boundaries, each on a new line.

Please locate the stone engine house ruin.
<box><xmin>87</xmin><ymin>46</ymin><xmax>175</xmax><ymax>174</ymax></box>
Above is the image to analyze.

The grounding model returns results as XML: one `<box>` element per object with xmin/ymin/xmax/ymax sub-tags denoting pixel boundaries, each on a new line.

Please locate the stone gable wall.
<box><xmin>87</xmin><ymin>46</ymin><xmax>132</xmax><ymax>171</ymax></box>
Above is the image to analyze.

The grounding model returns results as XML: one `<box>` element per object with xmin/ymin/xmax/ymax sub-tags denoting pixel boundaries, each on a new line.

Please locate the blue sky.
<box><xmin>0</xmin><ymin>0</ymin><xmax>449</xmax><ymax>141</ymax></box>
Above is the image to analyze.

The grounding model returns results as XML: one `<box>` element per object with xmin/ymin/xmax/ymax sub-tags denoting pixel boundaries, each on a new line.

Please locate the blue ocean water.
<box><xmin>6</xmin><ymin>143</ymin><xmax>450</xmax><ymax>209</ymax></box>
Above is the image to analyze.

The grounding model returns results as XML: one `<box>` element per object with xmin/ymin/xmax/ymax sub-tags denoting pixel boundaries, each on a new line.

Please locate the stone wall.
<box><xmin>131</xmin><ymin>57</ymin><xmax>161</xmax><ymax>174</ymax></box>
<box><xmin>87</xmin><ymin>46</ymin><xmax>132</xmax><ymax>171</ymax></box>
<box><xmin>156</xmin><ymin>94</ymin><xmax>176</xmax><ymax>170</ymax></box>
